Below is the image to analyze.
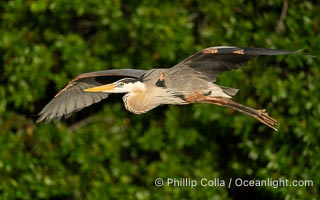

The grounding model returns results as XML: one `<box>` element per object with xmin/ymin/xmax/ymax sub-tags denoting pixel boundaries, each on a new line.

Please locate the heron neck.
<box><xmin>122</xmin><ymin>92</ymin><xmax>158</xmax><ymax>114</ymax></box>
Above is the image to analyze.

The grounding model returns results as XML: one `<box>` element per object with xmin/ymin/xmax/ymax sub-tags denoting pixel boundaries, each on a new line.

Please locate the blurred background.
<box><xmin>0</xmin><ymin>0</ymin><xmax>319</xmax><ymax>199</ymax></box>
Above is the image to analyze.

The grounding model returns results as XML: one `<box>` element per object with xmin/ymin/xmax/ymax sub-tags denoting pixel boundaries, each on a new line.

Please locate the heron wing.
<box><xmin>37</xmin><ymin>69</ymin><xmax>146</xmax><ymax>123</ymax></box>
<box><xmin>171</xmin><ymin>46</ymin><xmax>295</xmax><ymax>81</ymax></box>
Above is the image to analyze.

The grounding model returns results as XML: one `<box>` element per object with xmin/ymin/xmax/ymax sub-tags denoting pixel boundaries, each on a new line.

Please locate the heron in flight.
<box><xmin>37</xmin><ymin>46</ymin><xmax>300</xmax><ymax>131</ymax></box>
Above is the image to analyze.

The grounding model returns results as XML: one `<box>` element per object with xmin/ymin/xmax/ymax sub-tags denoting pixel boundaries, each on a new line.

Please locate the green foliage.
<box><xmin>0</xmin><ymin>0</ymin><xmax>319</xmax><ymax>199</ymax></box>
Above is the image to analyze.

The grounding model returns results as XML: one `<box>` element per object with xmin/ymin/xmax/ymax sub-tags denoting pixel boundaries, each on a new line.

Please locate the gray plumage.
<box><xmin>37</xmin><ymin>46</ymin><xmax>302</xmax><ymax>130</ymax></box>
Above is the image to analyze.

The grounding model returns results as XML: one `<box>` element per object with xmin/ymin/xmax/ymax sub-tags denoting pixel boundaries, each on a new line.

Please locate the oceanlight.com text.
<box><xmin>154</xmin><ymin>177</ymin><xmax>314</xmax><ymax>189</ymax></box>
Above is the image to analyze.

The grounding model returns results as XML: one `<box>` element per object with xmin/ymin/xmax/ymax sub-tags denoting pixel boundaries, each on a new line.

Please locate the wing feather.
<box><xmin>171</xmin><ymin>46</ymin><xmax>297</xmax><ymax>81</ymax></box>
<box><xmin>37</xmin><ymin>69</ymin><xmax>146</xmax><ymax>123</ymax></box>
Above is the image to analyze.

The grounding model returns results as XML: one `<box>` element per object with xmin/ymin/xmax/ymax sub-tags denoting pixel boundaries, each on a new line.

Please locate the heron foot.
<box><xmin>255</xmin><ymin>109</ymin><xmax>278</xmax><ymax>131</ymax></box>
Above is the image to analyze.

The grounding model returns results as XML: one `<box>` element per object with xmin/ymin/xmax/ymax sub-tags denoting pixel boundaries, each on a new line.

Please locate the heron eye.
<box><xmin>118</xmin><ymin>82</ymin><xmax>125</xmax><ymax>87</ymax></box>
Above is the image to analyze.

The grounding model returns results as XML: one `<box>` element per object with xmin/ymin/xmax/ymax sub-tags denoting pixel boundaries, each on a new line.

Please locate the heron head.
<box><xmin>83</xmin><ymin>78</ymin><xmax>144</xmax><ymax>93</ymax></box>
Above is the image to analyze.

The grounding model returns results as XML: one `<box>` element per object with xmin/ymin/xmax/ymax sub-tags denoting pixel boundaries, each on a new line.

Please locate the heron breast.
<box><xmin>122</xmin><ymin>92</ymin><xmax>157</xmax><ymax>114</ymax></box>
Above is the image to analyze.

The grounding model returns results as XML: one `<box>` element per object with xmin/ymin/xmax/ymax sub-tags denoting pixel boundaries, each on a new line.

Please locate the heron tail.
<box><xmin>220</xmin><ymin>86</ymin><xmax>239</xmax><ymax>96</ymax></box>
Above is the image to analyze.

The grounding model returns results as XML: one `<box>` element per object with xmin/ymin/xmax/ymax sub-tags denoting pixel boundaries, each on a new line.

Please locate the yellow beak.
<box><xmin>83</xmin><ymin>84</ymin><xmax>115</xmax><ymax>92</ymax></box>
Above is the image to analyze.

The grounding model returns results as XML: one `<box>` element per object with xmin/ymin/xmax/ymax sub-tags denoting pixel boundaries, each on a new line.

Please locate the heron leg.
<box><xmin>194</xmin><ymin>96</ymin><xmax>278</xmax><ymax>131</ymax></box>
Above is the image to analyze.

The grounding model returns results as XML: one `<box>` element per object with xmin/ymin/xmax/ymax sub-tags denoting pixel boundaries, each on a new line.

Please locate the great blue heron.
<box><xmin>37</xmin><ymin>46</ymin><xmax>302</xmax><ymax>131</ymax></box>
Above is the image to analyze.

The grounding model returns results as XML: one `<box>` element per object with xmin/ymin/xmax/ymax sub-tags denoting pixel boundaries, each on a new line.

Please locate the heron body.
<box><xmin>85</xmin><ymin>68</ymin><xmax>235</xmax><ymax>114</ymax></box>
<box><xmin>37</xmin><ymin>46</ymin><xmax>303</xmax><ymax>131</ymax></box>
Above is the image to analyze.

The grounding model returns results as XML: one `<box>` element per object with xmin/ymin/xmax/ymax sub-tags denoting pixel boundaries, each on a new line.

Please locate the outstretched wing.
<box><xmin>171</xmin><ymin>46</ymin><xmax>297</xmax><ymax>81</ymax></box>
<box><xmin>37</xmin><ymin>69</ymin><xmax>146</xmax><ymax>123</ymax></box>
